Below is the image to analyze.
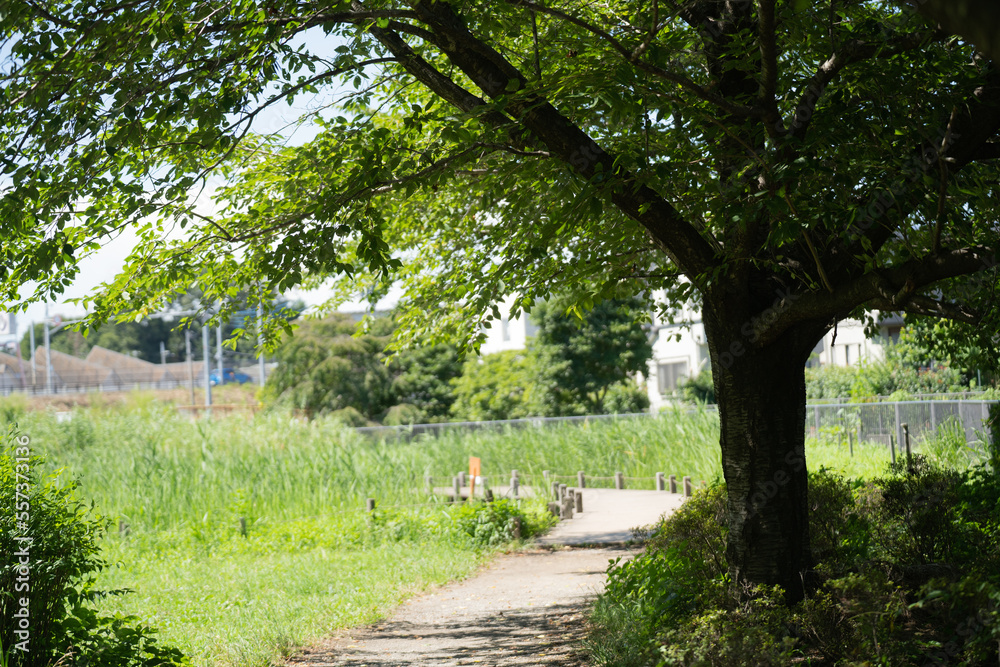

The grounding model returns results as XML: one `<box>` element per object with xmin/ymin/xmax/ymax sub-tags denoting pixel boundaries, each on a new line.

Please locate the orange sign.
<box><xmin>469</xmin><ymin>456</ymin><xmax>481</xmax><ymax>499</ymax></box>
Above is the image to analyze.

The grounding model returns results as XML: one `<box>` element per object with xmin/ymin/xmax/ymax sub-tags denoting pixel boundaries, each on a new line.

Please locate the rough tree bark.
<box><xmin>704</xmin><ymin>298</ymin><xmax>829</xmax><ymax>603</ymax></box>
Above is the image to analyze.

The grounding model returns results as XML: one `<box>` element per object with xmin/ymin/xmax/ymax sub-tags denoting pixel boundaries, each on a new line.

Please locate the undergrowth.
<box><xmin>587</xmin><ymin>456</ymin><xmax>1000</xmax><ymax>666</ymax></box>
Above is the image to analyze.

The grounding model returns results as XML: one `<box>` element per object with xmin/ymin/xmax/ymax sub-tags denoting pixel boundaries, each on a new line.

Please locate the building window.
<box><xmin>657</xmin><ymin>361</ymin><xmax>689</xmax><ymax>395</ymax></box>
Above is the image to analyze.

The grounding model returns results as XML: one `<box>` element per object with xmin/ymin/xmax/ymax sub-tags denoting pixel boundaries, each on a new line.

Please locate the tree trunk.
<box><xmin>703</xmin><ymin>307</ymin><xmax>824</xmax><ymax>604</ymax></box>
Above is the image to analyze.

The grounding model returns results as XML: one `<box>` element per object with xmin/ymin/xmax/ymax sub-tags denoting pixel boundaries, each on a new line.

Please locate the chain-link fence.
<box><xmin>807</xmin><ymin>400</ymin><xmax>996</xmax><ymax>449</ymax></box>
<box><xmin>358</xmin><ymin>400</ymin><xmax>996</xmax><ymax>446</ymax></box>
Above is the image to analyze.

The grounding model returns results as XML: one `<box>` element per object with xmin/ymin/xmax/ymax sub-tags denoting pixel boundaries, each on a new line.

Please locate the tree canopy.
<box><xmin>4</xmin><ymin>0</ymin><xmax>1000</xmax><ymax>602</ymax></box>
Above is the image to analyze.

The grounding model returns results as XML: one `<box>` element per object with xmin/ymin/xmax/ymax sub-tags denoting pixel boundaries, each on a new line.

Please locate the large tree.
<box><xmin>3</xmin><ymin>1</ymin><xmax>1000</xmax><ymax>602</ymax></box>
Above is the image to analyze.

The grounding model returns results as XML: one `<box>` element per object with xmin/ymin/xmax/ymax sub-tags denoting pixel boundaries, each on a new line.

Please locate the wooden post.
<box><xmin>458</xmin><ymin>471</ymin><xmax>467</xmax><ymax>488</ymax></box>
<box><xmin>366</xmin><ymin>498</ymin><xmax>376</xmax><ymax>512</ymax></box>
<box><xmin>903</xmin><ymin>422</ymin><xmax>912</xmax><ymax>472</ymax></box>
<box><xmin>551</xmin><ymin>480</ymin><xmax>561</xmax><ymax>501</ymax></box>
<box><xmin>510</xmin><ymin>473</ymin><xmax>519</xmax><ymax>498</ymax></box>
<box><xmin>239</xmin><ymin>517</ymin><xmax>247</xmax><ymax>537</ymax></box>
<box><xmin>614</xmin><ymin>471</ymin><xmax>625</xmax><ymax>489</ymax></box>
<box><xmin>559</xmin><ymin>483</ymin><xmax>567</xmax><ymax>500</ymax></box>
<box><xmin>890</xmin><ymin>432</ymin><xmax>896</xmax><ymax>466</ymax></box>
<box><xmin>543</xmin><ymin>470</ymin><xmax>550</xmax><ymax>485</ymax></box>
<box><xmin>574</xmin><ymin>488</ymin><xmax>583</xmax><ymax>512</ymax></box>
<box><xmin>668</xmin><ymin>474</ymin><xmax>677</xmax><ymax>494</ymax></box>
<box><xmin>453</xmin><ymin>475</ymin><xmax>461</xmax><ymax>501</ymax></box>
<box><xmin>560</xmin><ymin>494</ymin><xmax>574</xmax><ymax>519</ymax></box>
<box><xmin>655</xmin><ymin>472</ymin><xmax>665</xmax><ymax>491</ymax></box>
<box><xmin>848</xmin><ymin>429</ymin><xmax>853</xmax><ymax>457</ymax></box>
<box><xmin>683</xmin><ymin>476</ymin><xmax>692</xmax><ymax>497</ymax></box>
<box><xmin>577</xmin><ymin>471</ymin><xmax>586</xmax><ymax>488</ymax></box>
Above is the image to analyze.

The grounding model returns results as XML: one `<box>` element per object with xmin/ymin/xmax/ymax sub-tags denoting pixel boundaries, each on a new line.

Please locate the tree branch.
<box><xmin>403</xmin><ymin>0</ymin><xmax>720</xmax><ymax>280</ymax></box>
<box><xmin>757</xmin><ymin>0</ymin><xmax>782</xmax><ymax>134</ymax></box>
<box><xmin>787</xmin><ymin>30</ymin><xmax>943</xmax><ymax>140</ymax></box>
<box><xmin>757</xmin><ymin>246</ymin><xmax>997</xmax><ymax>345</ymax></box>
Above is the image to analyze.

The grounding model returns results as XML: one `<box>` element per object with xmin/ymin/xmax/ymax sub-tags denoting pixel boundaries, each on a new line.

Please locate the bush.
<box><xmin>382</xmin><ymin>403</ymin><xmax>425</xmax><ymax>426</ymax></box>
<box><xmin>603</xmin><ymin>382</ymin><xmax>650</xmax><ymax>414</ymax></box>
<box><xmin>587</xmin><ymin>463</ymin><xmax>1000</xmax><ymax>666</ymax></box>
<box><xmin>328</xmin><ymin>406</ymin><xmax>368</xmax><ymax>427</ymax></box>
<box><xmin>449</xmin><ymin>499</ymin><xmax>554</xmax><ymax>548</ymax></box>
<box><xmin>0</xmin><ymin>430</ymin><xmax>189</xmax><ymax>666</ymax></box>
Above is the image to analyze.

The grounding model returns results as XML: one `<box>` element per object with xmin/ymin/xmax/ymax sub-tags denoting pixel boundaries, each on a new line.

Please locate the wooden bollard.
<box><xmin>573</xmin><ymin>488</ymin><xmax>583</xmax><ymax>513</ymax></box>
<box><xmin>656</xmin><ymin>472</ymin><xmax>665</xmax><ymax>491</ymax></box>
<box><xmin>559</xmin><ymin>483</ymin><xmax>567</xmax><ymax>500</ymax></box>
<box><xmin>453</xmin><ymin>476</ymin><xmax>462</xmax><ymax>501</ymax></box>
<box><xmin>577</xmin><ymin>471</ymin><xmax>586</xmax><ymax>488</ymax></box>
<box><xmin>366</xmin><ymin>498</ymin><xmax>376</xmax><ymax>512</ymax></box>
<box><xmin>669</xmin><ymin>474</ymin><xmax>677</xmax><ymax>494</ymax></box>
<box><xmin>510</xmin><ymin>474</ymin><xmax>519</xmax><ymax>497</ymax></box>
<box><xmin>890</xmin><ymin>433</ymin><xmax>897</xmax><ymax>466</ymax></box>
<box><xmin>458</xmin><ymin>471</ymin><xmax>467</xmax><ymax>488</ymax></box>
<box><xmin>551</xmin><ymin>480</ymin><xmax>561</xmax><ymax>500</ymax></box>
<box><xmin>239</xmin><ymin>517</ymin><xmax>248</xmax><ymax>537</ymax></box>
<box><xmin>683</xmin><ymin>476</ymin><xmax>692</xmax><ymax>497</ymax></box>
<box><xmin>560</xmin><ymin>494</ymin><xmax>574</xmax><ymax>519</ymax></box>
<box><xmin>543</xmin><ymin>470</ymin><xmax>550</xmax><ymax>484</ymax></box>
<box><xmin>614</xmin><ymin>471</ymin><xmax>625</xmax><ymax>489</ymax></box>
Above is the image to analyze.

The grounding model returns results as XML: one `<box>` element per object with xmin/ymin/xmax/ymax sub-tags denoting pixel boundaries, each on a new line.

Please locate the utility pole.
<box><xmin>185</xmin><ymin>328</ymin><xmax>195</xmax><ymax>406</ymax></box>
<box><xmin>43</xmin><ymin>304</ymin><xmax>52</xmax><ymax>394</ymax></box>
<box><xmin>257</xmin><ymin>302</ymin><xmax>266</xmax><ymax>386</ymax></box>
<box><xmin>29</xmin><ymin>321</ymin><xmax>36</xmax><ymax>389</ymax></box>
<box><xmin>216</xmin><ymin>323</ymin><xmax>223</xmax><ymax>383</ymax></box>
<box><xmin>202</xmin><ymin>324</ymin><xmax>212</xmax><ymax>413</ymax></box>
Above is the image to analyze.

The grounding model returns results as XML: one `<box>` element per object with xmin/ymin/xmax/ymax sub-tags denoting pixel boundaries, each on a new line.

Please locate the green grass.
<box><xmin>3</xmin><ymin>398</ymin><xmax>987</xmax><ymax>667</ymax></box>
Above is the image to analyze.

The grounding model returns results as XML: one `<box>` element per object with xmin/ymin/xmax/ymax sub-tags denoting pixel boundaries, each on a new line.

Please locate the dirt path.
<box><xmin>286</xmin><ymin>546</ymin><xmax>628</xmax><ymax>666</ymax></box>
<box><xmin>286</xmin><ymin>490</ymin><xmax>687</xmax><ymax>666</ymax></box>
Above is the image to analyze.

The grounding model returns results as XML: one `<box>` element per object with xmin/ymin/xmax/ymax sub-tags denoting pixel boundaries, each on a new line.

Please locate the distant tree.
<box><xmin>264</xmin><ymin>312</ymin><xmax>461</xmax><ymax>421</ymax></box>
<box><xmin>264</xmin><ymin>314</ymin><xmax>395</xmax><ymax>419</ymax></box>
<box><xmin>531</xmin><ymin>296</ymin><xmax>653</xmax><ymax>415</ymax></box>
<box><xmin>390</xmin><ymin>343</ymin><xmax>462</xmax><ymax>422</ymax></box>
<box><xmin>450</xmin><ymin>351</ymin><xmax>541</xmax><ymax>422</ymax></box>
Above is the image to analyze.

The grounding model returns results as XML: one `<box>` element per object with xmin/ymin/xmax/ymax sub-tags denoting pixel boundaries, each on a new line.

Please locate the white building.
<box><xmin>644</xmin><ymin>307</ymin><xmax>904</xmax><ymax>411</ymax></box>
<box><xmin>478</xmin><ymin>294</ymin><xmax>538</xmax><ymax>355</ymax></box>
<box><xmin>479</xmin><ymin>294</ymin><xmax>904</xmax><ymax>412</ymax></box>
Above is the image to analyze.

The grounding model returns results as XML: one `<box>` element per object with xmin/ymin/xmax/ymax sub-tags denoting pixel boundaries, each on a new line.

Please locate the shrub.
<box><xmin>586</xmin><ymin>464</ymin><xmax>1000</xmax><ymax>666</ymax></box>
<box><xmin>382</xmin><ymin>403</ymin><xmax>425</xmax><ymax>426</ymax></box>
<box><xmin>603</xmin><ymin>381</ymin><xmax>650</xmax><ymax>414</ymax></box>
<box><xmin>449</xmin><ymin>499</ymin><xmax>553</xmax><ymax>548</ymax></box>
<box><xmin>0</xmin><ymin>430</ymin><xmax>189</xmax><ymax>666</ymax></box>
<box><xmin>328</xmin><ymin>406</ymin><xmax>368</xmax><ymax>427</ymax></box>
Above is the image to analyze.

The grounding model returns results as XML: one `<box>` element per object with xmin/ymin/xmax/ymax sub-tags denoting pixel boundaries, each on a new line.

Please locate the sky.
<box><xmin>1</xmin><ymin>26</ymin><xmax>381</xmax><ymax>346</ymax></box>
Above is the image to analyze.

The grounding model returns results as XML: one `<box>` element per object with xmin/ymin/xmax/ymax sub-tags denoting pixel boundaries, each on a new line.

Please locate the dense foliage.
<box><xmin>0</xmin><ymin>432</ymin><xmax>188</xmax><ymax>667</ymax></box>
<box><xmin>531</xmin><ymin>295</ymin><xmax>652</xmax><ymax>416</ymax></box>
<box><xmin>263</xmin><ymin>313</ymin><xmax>461</xmax><ymax>422</ymax></box>
<box><xmin>588</xmin><ymin>455</ymin><xmax>1000</xmax><ymax>666</ymax></box>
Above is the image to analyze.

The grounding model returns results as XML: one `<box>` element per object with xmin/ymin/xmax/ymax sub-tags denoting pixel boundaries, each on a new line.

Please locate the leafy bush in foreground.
<box><xmin>0</xmin><ymin>432</ymin><xmax>189</xmax><ymax>667</ymax></box>
<box><xmin>588</xmin><ymin>460</ymin><xmax>1000</xmax><ymax>666</ymax></box>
